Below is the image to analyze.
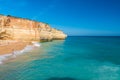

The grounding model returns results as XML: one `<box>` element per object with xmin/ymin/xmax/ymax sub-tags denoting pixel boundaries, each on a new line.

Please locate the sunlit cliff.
<box><xmin>0</xmin><ymin>15</ymin><xmax>67</xmax><ymax>42</ymax></box>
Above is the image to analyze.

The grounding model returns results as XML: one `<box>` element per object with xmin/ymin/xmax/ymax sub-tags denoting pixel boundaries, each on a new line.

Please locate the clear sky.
<box><xmin>0</xmin><ymin>0</ymin><xmax>120</xmax><ymax>36</ymax></box>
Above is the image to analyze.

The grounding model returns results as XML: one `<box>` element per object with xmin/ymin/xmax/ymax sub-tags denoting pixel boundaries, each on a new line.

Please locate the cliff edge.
<box><xmin>0</xmin><ymin>15</ymin><xmax>67</xmax><ymax>42</ymax></box>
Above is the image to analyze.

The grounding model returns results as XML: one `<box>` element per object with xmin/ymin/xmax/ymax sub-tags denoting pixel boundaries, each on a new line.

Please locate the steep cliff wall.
<box><xmin>0</xmin><ymin>15</ymin><xmax>67</xmax><ymax>42</ymax></box>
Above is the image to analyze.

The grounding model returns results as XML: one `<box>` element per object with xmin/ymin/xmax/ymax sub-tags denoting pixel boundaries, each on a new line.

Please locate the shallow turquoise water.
<box><xmin>0</xmin><ymin>36</ymin><xmax>120</xmax><ymax>80</ymax></box>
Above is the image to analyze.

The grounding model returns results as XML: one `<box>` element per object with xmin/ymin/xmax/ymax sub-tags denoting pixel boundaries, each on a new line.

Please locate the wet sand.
<box><xmin>0</xmin><ymin>40</ymin><xmax>31</xmax><ymax>55</ymax></box>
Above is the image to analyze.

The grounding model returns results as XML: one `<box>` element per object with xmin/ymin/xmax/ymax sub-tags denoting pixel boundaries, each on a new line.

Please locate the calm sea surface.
<box><xmin>0</xmin><ymin>36</ymin><xmax>120</xmax><ymax>80</ymax></box>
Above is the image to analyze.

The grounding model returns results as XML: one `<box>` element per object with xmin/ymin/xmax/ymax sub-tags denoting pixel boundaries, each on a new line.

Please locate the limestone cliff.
<box><xmin>0</xmin><ymin>15</ymin><xmax>67</xmax><ymax>42</ymax></box>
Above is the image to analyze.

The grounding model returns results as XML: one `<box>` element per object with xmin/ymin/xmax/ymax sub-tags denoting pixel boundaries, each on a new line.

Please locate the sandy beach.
<box><xmin>0</xmin><ymin>40</ymin><xmax>31</xmax><ymax>55</ymax></box>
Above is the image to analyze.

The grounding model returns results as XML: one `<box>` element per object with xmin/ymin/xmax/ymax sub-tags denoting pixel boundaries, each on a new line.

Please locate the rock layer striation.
<box><xmin>0</xmin><ymin>15</ymin><xmax>67</xmax><ymax>42</ymax></box>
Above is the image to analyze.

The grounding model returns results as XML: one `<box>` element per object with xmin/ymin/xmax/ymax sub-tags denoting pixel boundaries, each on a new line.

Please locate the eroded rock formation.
<box><xmin>0</xmin><ymin>15</ymin><xmax>67</xmax><ymax>42</ymax></box>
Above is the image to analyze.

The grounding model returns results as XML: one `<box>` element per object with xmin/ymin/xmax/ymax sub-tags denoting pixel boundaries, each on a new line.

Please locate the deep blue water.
<box><xmin>0</xmin><ymin>36</ymin><xmax>120</xmax><ymax>80</ymax></box>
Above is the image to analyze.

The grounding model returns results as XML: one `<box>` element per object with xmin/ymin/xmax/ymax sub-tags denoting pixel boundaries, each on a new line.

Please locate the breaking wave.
<box><xmin>0</xmin><ymin>42</ymin><xmax>41</xmax><ymax>64</ymax></box>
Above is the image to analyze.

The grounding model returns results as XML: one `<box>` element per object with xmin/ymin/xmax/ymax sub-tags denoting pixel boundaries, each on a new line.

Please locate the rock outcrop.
<box><xmin>0</xmin><ymin>15</ymin><xmax>67</xmax><ymax>42</ymax></box>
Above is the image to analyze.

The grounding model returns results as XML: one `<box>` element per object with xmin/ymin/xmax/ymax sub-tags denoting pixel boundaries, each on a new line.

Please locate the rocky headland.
<box><xmin>0</xmin><ymin>14</ymin><xmax>67</xmax><ymax>55</ymax></box>
<box><xmin>0</xmin><ymin>15</ymin><xmax>67</xmax><ymax>42</ymax></box>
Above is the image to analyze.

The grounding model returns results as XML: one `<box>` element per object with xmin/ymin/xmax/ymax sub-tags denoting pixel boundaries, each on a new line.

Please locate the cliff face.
<box><xmin>0</xmin><ymin>15</ymin><xmax>67</xmax><ymax>42</ymax></box>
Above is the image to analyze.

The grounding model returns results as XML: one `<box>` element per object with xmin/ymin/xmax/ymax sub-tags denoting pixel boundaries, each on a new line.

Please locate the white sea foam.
<box><xmin>99</xmin><ymin>65</ymin><xmax>120</xmax><ymax>72</ymax></box>
<box><xmin>0</xmin><ymin>42</ymin><xmax>41</xmax><ymax>64</ymax></box>
<box><xmin>0</xmin><ymin>54</ymin><xmax>12</xmax><ymax>64</ymax></box>
<box><xmin>32</xmin><ymin>42</ymin><xmax>41</xmax><ymax>47</ymax></box>
<box><xmin>93</xmin><ymin>64</ymin><xmax>120</xmax><ymax>80</ymax></box>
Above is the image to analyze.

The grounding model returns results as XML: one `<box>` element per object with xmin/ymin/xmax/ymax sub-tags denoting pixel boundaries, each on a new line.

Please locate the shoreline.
<box><xmin>0</xmin><ymin>40</ymin><xmax>40</xmax><ymax>64</ymax></box>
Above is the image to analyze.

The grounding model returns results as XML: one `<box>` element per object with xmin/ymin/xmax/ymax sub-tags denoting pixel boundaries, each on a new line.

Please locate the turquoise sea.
<box><xmin>0</xmin><ymin>36</ymin><xmax>120</xmax><ymax>80</ymax></box>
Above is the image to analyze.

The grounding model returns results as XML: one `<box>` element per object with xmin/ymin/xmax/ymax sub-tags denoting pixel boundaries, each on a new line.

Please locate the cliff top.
<box><xmin>0</xmin><ymin>14</ymin><xmax>49</xmax><ymax>25</ymax></box>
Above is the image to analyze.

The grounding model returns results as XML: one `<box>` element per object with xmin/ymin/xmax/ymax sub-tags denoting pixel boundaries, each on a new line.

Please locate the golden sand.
<box><xmin>0</xmin><ymin>40</ymin><xmax>31</xmax><ymax>55</ymax></box>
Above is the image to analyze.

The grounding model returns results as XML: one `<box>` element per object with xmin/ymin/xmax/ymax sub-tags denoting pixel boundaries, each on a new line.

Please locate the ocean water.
<box><xmin>0</xmin><ymin>36</ymin><xmax>120</xmax><ymax>80</ymax></box>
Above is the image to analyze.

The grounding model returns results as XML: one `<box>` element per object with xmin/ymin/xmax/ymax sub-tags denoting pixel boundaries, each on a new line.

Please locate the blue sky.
<box><xmin>0</xmin><ymin>0</ymin><xmax>120</xmax><ymax>36</ymax></box>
